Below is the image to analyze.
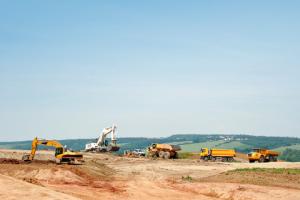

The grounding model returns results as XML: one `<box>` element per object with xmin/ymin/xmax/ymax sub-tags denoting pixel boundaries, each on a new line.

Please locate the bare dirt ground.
<box><xmin>0</xmin><ymin>149</ymin><xmax>300</xmax><ymax>200</ymax></box>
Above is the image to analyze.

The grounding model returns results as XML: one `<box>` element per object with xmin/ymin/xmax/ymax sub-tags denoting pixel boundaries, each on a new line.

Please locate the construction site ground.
<box><xmin>0</xmin><ymin>149</ymin><xmax>300</xmax><ymax>200</ymax></box>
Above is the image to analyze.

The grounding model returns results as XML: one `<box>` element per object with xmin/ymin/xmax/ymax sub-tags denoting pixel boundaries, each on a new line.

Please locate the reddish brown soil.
<box><xmin>0</xmin><ymin>158</ymin><xmax>21</xmax><ymax>164</ymax></box>
<box><xmin>0</xmin><ymin>149</ymin><xmax>300</xmax><ymax>200</ymax></box>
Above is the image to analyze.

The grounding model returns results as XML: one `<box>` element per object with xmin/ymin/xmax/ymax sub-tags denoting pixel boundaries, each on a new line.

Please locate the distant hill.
<box><xmin>1</xmin><ymin>134</ymin><xmax>300</xmax><ymax>161</ymax></box>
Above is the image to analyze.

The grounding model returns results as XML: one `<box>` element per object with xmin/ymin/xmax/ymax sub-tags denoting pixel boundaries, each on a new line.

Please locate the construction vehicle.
<box><xmin>200</xmin><ymin>148</ymin><xmax>235</xmax><ymax>162</ymax></box>
<box><xmin>248</xmin><ymin>148</ymin><xmax>279</xmax><ymax>163</ymax></box>
<box><xmin>132</xmin><ymin>149</ymin><xmax>146</xmax><ymax>156</ymax></box>
<box><xmin>22</xmin><ymin>137</ymin><xmax>83</xmax><ymax>164</ymax></box>
<box><xmin>124</xmin><ymin>149</ymin><xmax>146</xmax><ymax>157</ymax></box>
<box><xmin>85</xmin><ymin>125</ymin><xmax>120</xmax><ymax>152</ymax></box>
<box><xmin>147</xmin><ymin>143</ymin><xmax>181</xmax><ymax>159</ymax></box>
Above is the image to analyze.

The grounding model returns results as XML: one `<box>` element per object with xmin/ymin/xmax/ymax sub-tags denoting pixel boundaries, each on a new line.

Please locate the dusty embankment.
<box><xmin>0</xmin><ymin>149</ymin><xmax>300</xmax><ymax>200</ymax></box>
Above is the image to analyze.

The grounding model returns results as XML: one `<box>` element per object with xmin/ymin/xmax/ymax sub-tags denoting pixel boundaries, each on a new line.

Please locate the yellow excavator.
<box><xmin>22</xmin><ymin>137</ymin><xmax>84</xmax><ymax>164</ymax></box>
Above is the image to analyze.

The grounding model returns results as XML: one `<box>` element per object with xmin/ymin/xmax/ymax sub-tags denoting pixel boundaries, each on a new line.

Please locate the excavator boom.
<box><xmin>96</xmin><ymin>125</ymin><xmax>117</xmax><ymax>146</ymax></box>
<box><xmin>28</xmin><ymin>137</ymin><xmax>63</xmax><ymax>160</ymax></box>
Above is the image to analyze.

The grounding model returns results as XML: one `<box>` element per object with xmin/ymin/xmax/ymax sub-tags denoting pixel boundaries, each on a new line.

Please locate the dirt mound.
<box><xmin>0</xmin><ymin>158</ymin><xmax>21</xmax><ymax>164</ymax></box>
<box><xmin>22</xmin><ymin>177</ymin><xmax>43</xmax><ymax>186</ymax></box>
<box><xmin>1</xmin><ymin>149</ymin><xmax>300</xmax><ymax>200</ymax></box>
<box><xmin>0</xmin><ymin>157</ymin><xmax>122</xmax><ymax>194</ymax></box>
<box><xmin>201</xmin><ymin>168</ymin><xmax>300</xmax><ymax>189</ymax></box>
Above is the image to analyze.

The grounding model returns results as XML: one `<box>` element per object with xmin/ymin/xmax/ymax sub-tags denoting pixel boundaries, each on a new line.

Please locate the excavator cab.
<box><xmin>104</xmin><ymin>140</ymin><xmax>109</xmax><ymax>146</ymax></box>
<box><xmin>55</xmin><ymin>147</ymin><xmax>64</xmax><ymax>157</ymax></box>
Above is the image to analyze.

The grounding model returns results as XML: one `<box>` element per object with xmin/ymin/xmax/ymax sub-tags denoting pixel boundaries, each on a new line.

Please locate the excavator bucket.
<box><xmin>107</xmin><ymin>145</ymin><xmax>120</xmax><ymax>152</ymax></box>
<box><xmin>22</xmin><ymin>154</ymin><xmax>31</xmax><ymax>162</ymax></box>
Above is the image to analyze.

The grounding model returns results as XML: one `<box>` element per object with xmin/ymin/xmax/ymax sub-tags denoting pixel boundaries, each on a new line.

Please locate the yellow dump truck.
<box><xmin>147</xmin><ymin>143</ymin><xmax>181</xmax><ymax>159</ymax></box>
<box><xmin>248</xmin><ymin>148</ymin><xmax>279</xmax><ymax>163</ymax></box>
<box><xmin>200</xmin><ymin>148</ymin><xmax>236</xmax><ymax>162</ymax></box>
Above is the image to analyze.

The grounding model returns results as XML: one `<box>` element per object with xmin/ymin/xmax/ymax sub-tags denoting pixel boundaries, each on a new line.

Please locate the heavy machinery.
<box><xmin>85</xmin><ymin>125</ymin><xmax>120</xmax><ymax>152</ymax></box>
<box><xmin>22</xmin><ymin>137</ymin><xmax>83</xmax><ymax>164</ymax></box>
<box><xmin>147</xmin><ymin>143</ymin><xmax>181</xmax><ymax>159</ymax></box>
<box><xmin>124</xmin><ymin>149</ymin><xmax>146</xmax><ymax>157</ymax></box>
<box><xmin>248</xmin><ymin>148</ymin><xmax>280</xmax><ymax>163</ymax></box>
<box><xmin>200</xmin><ymin>148</ymin><xmax>236</xmax><ymax>162</ymax></box>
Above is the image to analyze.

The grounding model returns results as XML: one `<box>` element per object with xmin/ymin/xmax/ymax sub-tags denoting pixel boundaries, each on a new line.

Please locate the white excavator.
<box><xmin>85</xmin><ymin>125</ymin><xmax>120</xmax><ymax>152</ymax></box>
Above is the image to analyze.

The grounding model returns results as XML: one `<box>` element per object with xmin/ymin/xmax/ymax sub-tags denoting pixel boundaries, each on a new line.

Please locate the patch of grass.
<box><xmin>177</xmin><ymin>152</ymin><xmax>196</xmax><ymax>159</ymax></box>
<box><xmin>180</xmin><ymin>140</ymin><xmax>225</xmax><ymax>152</ymax></box>
<box><xmin>272</xmin><ymin>144</ymin><xmax>300</xmax><ymax>152</ymax></box>
<box><xmin>181</xmin><ymin>175</ymin><xmax>193</xmax><ymax>181</ymax></box>
<box><xmin>167</xmin><ymin>141</ymin><xmax>194</xmax><ymax>145</ymax></box>
<box><xmin>231</xmin><ymin>168</ymin><xmax>300</xmax><ymax>175</ymax></box>
<box><xmin>215</xmin><ymin>141</ymin><xmax>251</xmax><ymax>149</ymax></box>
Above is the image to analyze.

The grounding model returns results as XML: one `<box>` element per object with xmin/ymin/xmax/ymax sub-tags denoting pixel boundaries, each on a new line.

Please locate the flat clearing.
<box><xmin>0</xmin><ymin>149</ymin><xmax>300</xmax><ymax>200</ymax></box>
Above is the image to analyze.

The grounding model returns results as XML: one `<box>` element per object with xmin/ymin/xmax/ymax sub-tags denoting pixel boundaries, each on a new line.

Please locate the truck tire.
<box><xmin>249</xmin><ymin>160</ymin><xmax>255</xmax><ymax>163</ymax></box>
<box><xmin>204</xmin><ymin>156</ymin><xmax>209</xmax><ymax>161</ymax></box>
<box><xmin>227</xmin><ymin>157</ymin><xmax>234</xmax><ymax>162</ymax></box>
<box><xmin>159</xmin><ymin>151</ymin><xmax>164</xmax><ymax>158</ymax></box>
<box><xmin>269</xmin><ymin>156</ymin><xmax>274</xmax><ymax>162</ymax></box>
<box><xmin>258</xmin><ymin>156</ymin><xmax>265</xmax><ymax>163</ymax></box>
<box><xmin>164</xmin><ymin>152</ymin><xmax>170</xmax><ymax>159</ymax></box>
<box><xmin>174</xmin><ymin>152</ymin><xmax>178</xmax><ymax>159</ymax></box>
<box><xmin>211</xmin><ymin>157</ymin><xmax>216</xmax><ymax>162</ymax></box>
<box><xmin>149</xmin><ymin>152</ymin><xmax>157</xmax><ymax>158</ymax></box>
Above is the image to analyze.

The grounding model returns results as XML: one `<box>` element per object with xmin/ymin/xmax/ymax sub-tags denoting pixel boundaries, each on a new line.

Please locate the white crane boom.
<box><xmin>96</xmin><ymin>125</ymin><xmax>117</xmax><ymax>146</ymax></box>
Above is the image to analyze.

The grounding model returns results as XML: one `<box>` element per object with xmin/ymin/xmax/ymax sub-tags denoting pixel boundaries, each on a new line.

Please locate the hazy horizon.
<box><xmin>1</xmin><ymin>1</ymin><xmax>300</xmax><ymax>140</ymax></box>
<box><xmin>1</xmin><ymin>132</ymin><xmax>300</xmax><ymax>143</ymax></box>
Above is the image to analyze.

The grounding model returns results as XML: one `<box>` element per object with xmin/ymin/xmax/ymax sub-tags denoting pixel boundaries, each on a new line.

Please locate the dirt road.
<box><xmin>0</xmin><ymin>149</ymin><xmax>299</xmax><ymax>200</ymax></box>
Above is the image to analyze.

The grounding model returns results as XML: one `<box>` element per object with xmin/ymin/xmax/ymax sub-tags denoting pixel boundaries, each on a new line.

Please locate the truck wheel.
<box><xmin>222</xmin><ymin>157</ymin><xmax>228</xmax><ymax>162</ymax></box>
<box><xmin>211</xmin><ymin>157</ymin><xmax>216</xmax><ymax>162</ymax></box>
<box><xmin>269</xmin><ymin>156</ymin><xmax>274</xmax><ymax>162</ymax></box>
<box><xmin>204</xmin><ymin>156</ymin><xmax>209</xmax><ymax>161</ymax></box>
<box><xmin>164</xmin><ymin>152</ymin><xmax>170</xmax><ymax>159</ymax></box>
<box><xmin>174</xmin><ymin>152</ymin><xmax>178</xmax><ymax>159</ymax></box>
<box><xmin>249</xmin><ymin>160</ymin><xmax>255</xmax><ymax>163</ymax></box>
<box><xmin>228</xmin><ymin>157</ymin><xmax>234</xmax><ymax>162</ymax></box>
<box><xmin>152</xmin><ymin>152</ymin><xmax>158</xmax><ymax>158</ymax></box>
<box><xmin>258</xmin><ymin>156</ymin><xmax>265</xmax><ymax>163</ymax></box>
<box><xmin>159</xmin><ymin>151</ymin><xmax>164</xmax><ymax>158</ymax></box>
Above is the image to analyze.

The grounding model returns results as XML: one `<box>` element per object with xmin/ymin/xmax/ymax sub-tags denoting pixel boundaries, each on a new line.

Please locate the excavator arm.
<box><xmin>23</xmin><ymin>137</ymin><xmax>64</xmax><ymax>161</ymax></box>
<box><xmin>85</xmin><ymin>124</ymin><xmax>119</xmax><ymax>152</ymax></box>
<box><xmin>96</xmin><ymin>125</ymin><xmax>117</xmax><ymax>146</ymax></box>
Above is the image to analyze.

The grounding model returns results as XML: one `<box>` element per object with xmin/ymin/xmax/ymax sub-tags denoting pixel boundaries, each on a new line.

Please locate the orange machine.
<box><xmin>200</xmin><ymin>148</ymin><xmax>236</xmax><ymax>162</ymax></box>
<box><xmin>248</xmin><ymin>148</ymin><xmax>279</xmax><ymax>163</ymax></box>
<box><xmin>147</xmin><ymin>143</ymin><xmax>181</xmax><ymax>159</ymax></box>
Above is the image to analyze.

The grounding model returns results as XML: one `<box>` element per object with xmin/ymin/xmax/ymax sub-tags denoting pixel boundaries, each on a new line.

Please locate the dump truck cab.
<box><xmin>55</xmin><ymin>147</ymin><xmax>84</xmax><ymax>164</ymax></box>
<box><xmin>200</xmin><ymin>148</ymin><xmax>209</xmax><ymax>158</ymax></box>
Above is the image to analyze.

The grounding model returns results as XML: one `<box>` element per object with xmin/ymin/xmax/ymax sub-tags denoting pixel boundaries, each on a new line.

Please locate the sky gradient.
<box><xmin>0</xmin><ymin>1</ymin><xmax>300</xmax><ymax>141</ymax></box>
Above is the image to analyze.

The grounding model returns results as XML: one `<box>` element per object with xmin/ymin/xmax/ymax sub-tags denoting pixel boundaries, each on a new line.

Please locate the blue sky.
<box><xmin>0</xmin><ymin>1</ymin><xmax>300</xmax><ymax>141</ymax></box>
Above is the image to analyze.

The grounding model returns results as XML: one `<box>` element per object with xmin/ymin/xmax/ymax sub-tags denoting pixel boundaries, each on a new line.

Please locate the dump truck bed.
<box><xmin>211</xmin><ymin>149</ymin><xmax>236</xmax><ymax>157</ymax></box>
<box><xmin>155</xmin><ymin>144</ymin><xmax>181</xmax><ymax>151</ymax></box>
<box><xmin>265</xmin><ymin>150</ymin><xmax>280</xmax><ymax>156</ymax></box>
